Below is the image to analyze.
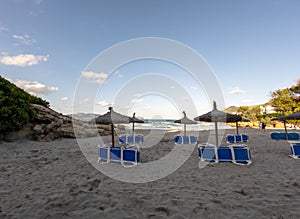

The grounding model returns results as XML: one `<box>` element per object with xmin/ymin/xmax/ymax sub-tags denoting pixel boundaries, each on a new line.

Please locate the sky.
<box><xmin>0</xmin><ymin>0</ymin><xmax>300</xmax><ymax>119</ymax></box>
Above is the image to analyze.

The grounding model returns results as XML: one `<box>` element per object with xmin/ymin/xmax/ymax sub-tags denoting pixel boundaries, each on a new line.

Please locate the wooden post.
<box><xmin>132</xmin><ymin>122</ymin><xmax>135</xmax><ymax>135</ymax></box>
<box><xmin>215</xmin><ymin>122</ymin><xmax>219</xmax><ymax>146</ymax></box>
<box><xmin>111</xmin><ymin>123</ymin><xmax>115</xmax><ymax>147</ymax></box>
<box><xmin>284</xmin><ymin>121</ymin><xmax>288</xmax><ymax>140</ymax></box>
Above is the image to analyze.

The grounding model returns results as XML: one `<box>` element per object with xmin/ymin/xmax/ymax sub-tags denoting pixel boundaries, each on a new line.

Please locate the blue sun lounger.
<box><xmin>232</xmin><ymin>145</ymin><xmax>252</xmax><ymax>165</ymax></box>
<box><xmin>198</xmin><ymin>144</ymin><xmax>252</xmax><ymax>165</ymax></box>
<box><xmin>174</xmin><ymin>135</ymin><xmax>197</xmax><ymax>144</ymax></box>
<box><xmin>227</xmin><ymin>135</ymin><xmax>235</xmax><ymax>144</ymax></box>
<box><xmin>119</xmin><ymin>134</ymin><xmax>144</xmax><ymax>144</ymax></box>
<box><xmin>270</xmin><ymin>132</ymin><xmax>300</xmax><ymax>141</ymax></box>
<box><xmin>226</xmin><ymin>134</ymin><xmax>249</xmax><ymax>143</ymax></box>
<box><xmin>98</xmin><ymin>144</ymin><xmax>140</xmax><ymax>167</ymax></box>
<box><xmin>197</xmin><ymin>144</ymin><xmax>218</xmax><ymax>162</ymax></box>
<box><xmin>218</xmin><ymin>146</ymin><xmax>233</xmax><ymax>162</ymax></box>
<box><xmin>289</xmin><ymin>141</ymin><xmax>300</xmax><ymax>159</ymax></box>
<box><xmin>197</xmin><ymin>145</ymin><xmax>234</xmax><ymax>163</ymax></box>
<box><xmin>242</xmin><ymin>134</ymin><xmax>249</xmax><ymax>142</ymax></box>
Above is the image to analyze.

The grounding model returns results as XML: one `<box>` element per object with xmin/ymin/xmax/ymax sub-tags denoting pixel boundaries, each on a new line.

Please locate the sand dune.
<box><xmin>1</xmin><ymin>128</ymin><xmax>300</xmax><ymax>218</ymax></box>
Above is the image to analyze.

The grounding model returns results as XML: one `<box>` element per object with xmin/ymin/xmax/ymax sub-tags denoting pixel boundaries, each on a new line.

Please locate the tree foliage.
<box><xmin>290</xmin><ymin>79</ymin><xmax>300</xmax><ymax>94</ymax></box>
<box><xmin>237</xmin><ymin>106</ymin><xmax>260</xmax><ymax>122</ymax></box>
<box><xmin>0</xmin><ymin>76</ymin><xmax>49</xmax><ymax>133</ymax></box>
<box><xmin>270</xmin><ymin>88</ymin><xmax>297</xmax><ymax>113</ymax></box>
<box><xmin>228</xmin><ymin>79</ymin><xmax>300</xmax><ymax>125</ymax></box>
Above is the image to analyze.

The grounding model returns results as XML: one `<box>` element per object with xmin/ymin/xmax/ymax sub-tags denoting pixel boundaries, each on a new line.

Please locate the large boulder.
<box><xmin>30</xmin><ymin>104</ymin><xmax>108</xmax><ymax>141</ymax></box>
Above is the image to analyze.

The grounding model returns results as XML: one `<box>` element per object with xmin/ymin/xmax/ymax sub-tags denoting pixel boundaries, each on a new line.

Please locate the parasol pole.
<box><xmin>132</xmin><ymin>122</ymin><xmax>135</xmax><ymax>135</ymax></box>
<box><xmin>236</xmin><ymin>122</ymin><xmax>239</xmax><ymax>135</ymax></box>
<box><xmin>109</xmin><ymin>107</ymin><xmax>115</xmax><ymax>147</ymax></box>
<box><xmin>132</xmin><ymin>112</ymin><xmax>136</xmax><ymax>135</ymax></box>
<box><xmin>111</xmin><ymin>123</ymin><xmax>115</xmax><ymax>147</ymax></box>
<box><xmin>212</xmin><ymin>101</ymin><xmax>219</xmax><ymax>146</ymax></box>
<box><xmin>284</xmin><ymin>120</ymin><xmax>288</xmax><ymax>140</ymax></box>
<box><xmin>215</xmin><ymin>122</ymin><xmax>219</xmax><ymax>146</ymax></box>
<box><xmin>184</xmin><ymin>124</ymin><xmax>186</xmax><ymax>136</ymax></box>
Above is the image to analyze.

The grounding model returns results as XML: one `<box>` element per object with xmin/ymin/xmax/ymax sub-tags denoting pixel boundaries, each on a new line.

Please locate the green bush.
<box><xmin>0</xmin><ymin>76</ymin><xmax>49</xmax><ymax>133</ymax></box>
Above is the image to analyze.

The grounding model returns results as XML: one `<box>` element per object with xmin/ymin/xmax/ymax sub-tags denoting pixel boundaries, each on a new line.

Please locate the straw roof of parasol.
<box><xmin>194</xmin><ymin>101</ymin><xmax>243</xmax><ymax>145</ymax></box>
<box><xmin>129</xmin><ymin>113</ymin><xmax>144</xmax><ymax>123</ymax></box>
<box><xmin>272</xmin><ymin>111</ymin><xmax>300</xmax><ymax>121</ymax></box>
<box><xmin>271</xmin><ymin>111</ymin><xmax>300</xmax><ymax>140</ymax></box>
<box><xmin>130</xmin><ymin>113</ymin><xmax>144</xmax><ymax>134</ymax></box>
<box><xmin>240</xmin><ymin>117</ymin><xmax>250</xmax><ymax>122</ymax></box>
<box><xmin>92</xmin><ymin>107</ymin><xmax>130</xmax><ymax>125</ymax></box>
<box><xmin>194</xmin><ymin>102</ymin><xmax>242</xmax><ymax>123</ymax></box>
<box><xmin>91</xmin><ymin>107</ymin><xmax>130</xmax><ymax>147</ymax></box>
<box><xmin>174</xmin><ymin>111</ymin><xmax>197</xmax><ymax>124</ymax></box>
<box><xmin>174</xmin><ymin>111</ymin><xmax>197</xmax><ymax>136</ymax></box>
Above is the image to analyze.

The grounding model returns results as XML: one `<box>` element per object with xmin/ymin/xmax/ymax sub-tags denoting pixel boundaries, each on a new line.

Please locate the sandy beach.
<box><xmin>1</xmin><ymin>127</ymin><xmax>300</xmax><ymax>218</ymax></box>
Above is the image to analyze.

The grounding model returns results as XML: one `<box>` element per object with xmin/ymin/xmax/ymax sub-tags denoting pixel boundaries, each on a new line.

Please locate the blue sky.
<box><xmin>1</xmin><ymin>0</ymin><xmax>300</xmax><ymax>119</ymax></box>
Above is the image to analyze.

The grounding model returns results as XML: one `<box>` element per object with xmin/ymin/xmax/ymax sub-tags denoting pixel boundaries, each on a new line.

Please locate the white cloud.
<box><xmin>130</xmin><ymin>94</ymin><xmax>143</xmax><ymax>104</ymax></box>
<box><xmin>228</xmin><ymin>87</ymin><xmax>246</xmax><ymax>94</ymax></box>
<box><xmin>0</xmin><ymin>54</ymin><xmax>48</xmax><ymax>67</ymax></box>
<box><xmin>183</xmin><ymin>96</ymin><xmax>190</xmax><ymax>101</ymax></box>
<box><xmin>190</xmin><ymin>86</ymin><xmax>198</xmax><ymax>90</ymax></box>
<box><xmin>14</xmin><ymin>79</ymin><xmax>58</xmax><ymax>95</ymax></box>
<box><xmin>144</xmin><ymin>105</ymin><xmax>151</xmax><ymax>110</ymax></box>
<box><xmin>13</xmin><ymin>34</ymin><xmax>36</xmax><ymax>45</ymax></box>
<box><xmin>0</xmin><ymin>23</ymin><xmax>8</xmax><ymax>32</ymax></box>
<box><xmin>3</xmin><ymin>76</ymin><xmax>12</xmax><ymax>82</ymax></box>
<box><xmin>170</xmin><ymin>86</ymin><xmax>176</xmax><ymax>89</ymax></box>
<box><xmin>75</xmin><ymin>98</ymin><xmax>89</xmax><ymax>106</ymax></box>
<box><xmin>131</xmin><ymin>98</ymin><xmax>143</xmax><ymax>104</ymax></box>
<box><xmin>82</xmin><ymin>71</ymin><xmax>108</xmax><ymax>84</ymax></box>
<box><xmin>59</xmin><ymin>97</ymin><xmax>69</xmax><ymax>101</ymax></box>
<box><xmin>114</xmin><ymin>70</ymin><xmax>123</xmax><ymax>78</ymax></box>
<box><xmin>97</xmin><ymin>100</ymin><xmax>110</xmax><ymax>107</ymax></box>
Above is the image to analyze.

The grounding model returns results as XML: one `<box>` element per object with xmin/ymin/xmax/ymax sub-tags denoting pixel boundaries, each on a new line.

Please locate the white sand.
<box><xmin>1</xmin><ymin>128</ymin><xmax>300</xmax><ymax>218</ymax></box>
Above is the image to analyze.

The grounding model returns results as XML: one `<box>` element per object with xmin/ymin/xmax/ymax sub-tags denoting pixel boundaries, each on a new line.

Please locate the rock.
<box><xmin>45</xmin><ymin>132</ymin><xmax>55</xmax><ymax>141</ymax></box>
<box><xmin>33</xmin><ymin>125</ymin><xmax>43</xmax><ymax>133</ymax></box>
<box><xmin>29</xmin><ymin>104</ymin><xmax>106</xmax><ymax>141</ymax></box>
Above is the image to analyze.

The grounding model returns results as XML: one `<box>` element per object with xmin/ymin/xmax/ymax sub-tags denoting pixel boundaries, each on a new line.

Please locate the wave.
<box><xmin>125</xmin><ymin>119</ymin><xmax>233</xmax><ymax>131</ymax></box>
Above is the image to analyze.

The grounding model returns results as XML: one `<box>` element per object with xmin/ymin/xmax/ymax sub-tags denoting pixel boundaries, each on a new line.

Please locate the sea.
<box><xmin>124</xmin><ymin>119</ymin><xmax>233</xmax><ymax>131</ymax></box>
<box><xmin>71</xmin><ymin>114</ymin><xmax>234</xmax><ymax>131</ymax></box>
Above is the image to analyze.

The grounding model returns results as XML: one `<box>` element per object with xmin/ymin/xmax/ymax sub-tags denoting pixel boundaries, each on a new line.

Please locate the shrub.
<box><xmin>0</xmin><ymin>76</ymin><xmax>49</xmax><ymax>133</ymax></box>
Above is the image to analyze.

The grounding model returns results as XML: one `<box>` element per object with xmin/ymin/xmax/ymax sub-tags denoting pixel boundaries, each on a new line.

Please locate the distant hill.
<box><xmin>70</xmin><ymin>113</ymin><xmax>101</xmax><ymax>121</ymax></box>
<box><xmin>224</xmin><ymin>106</ymin><xmax>240</xmax><ymax>114</ymax></box>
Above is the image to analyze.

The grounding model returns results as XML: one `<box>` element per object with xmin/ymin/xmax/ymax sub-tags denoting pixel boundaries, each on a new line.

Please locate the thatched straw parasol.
<box><xmin>271</xmin><ymin>111</ymin><xmax>300</xmax><ymax>140</ymax></box>
<box><xmin>92</xmin><ymin>107</ymin><xmax>130</xmax><ymax>147</ymax></box>
<box><xmin>194</xmin><ymin>101</ymin><xmax>243</xmax><ymax>146</ymax></box>
<box><xmin>174</xmin><ymin>111</ymin><xmax>197</xmax><ymax>136</ymax></box>
<box><xmin>278</xmin><ymin>111</ymin><xmax>300</xmax><ymax>120</ymax></box>
<box><xmin>129</xmin><ymin>112</ymin><xmax>144</xmax><ymax>134</ymax></box>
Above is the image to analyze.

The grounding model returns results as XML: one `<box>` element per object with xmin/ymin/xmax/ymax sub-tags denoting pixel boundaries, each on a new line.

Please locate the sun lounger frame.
<box><xmin>174</xmin><ymin>135</ymin><xmax>197</xmax><ymax>145</ymax></box>
<box><xmin>97</xmin><ymin>144</ymin><xmax>140</xmax><ymax>167</ymax></box>
<box><xmin>119</xmin><ymin>134</ymin><xmax>144</xmax><ymax>144</ymax></box>
<box><xmin>198</xmin><ymin>144</ymin><xmax>252</xmax><ymax>165</ymax></box>
<box><xmin>226</xmin><ymin>134</ymin><xmax>249</xmax><ymax>143</ymax></box>
<box><xmin>288</xmin><ymin>141</ymin><xmax>300</xmax><ymax>159</ymax></box>
<box><xmin>270</xmin><ymin>132</ymin><xmax>300</xmax><ymax>141</ymax></box>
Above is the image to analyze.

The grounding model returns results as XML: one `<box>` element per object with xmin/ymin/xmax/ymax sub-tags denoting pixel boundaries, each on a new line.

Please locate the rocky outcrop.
<box><xmin>30</xmin><ymin>104</ymin><xmax>113</xmax><ymax>141</ymax></box>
